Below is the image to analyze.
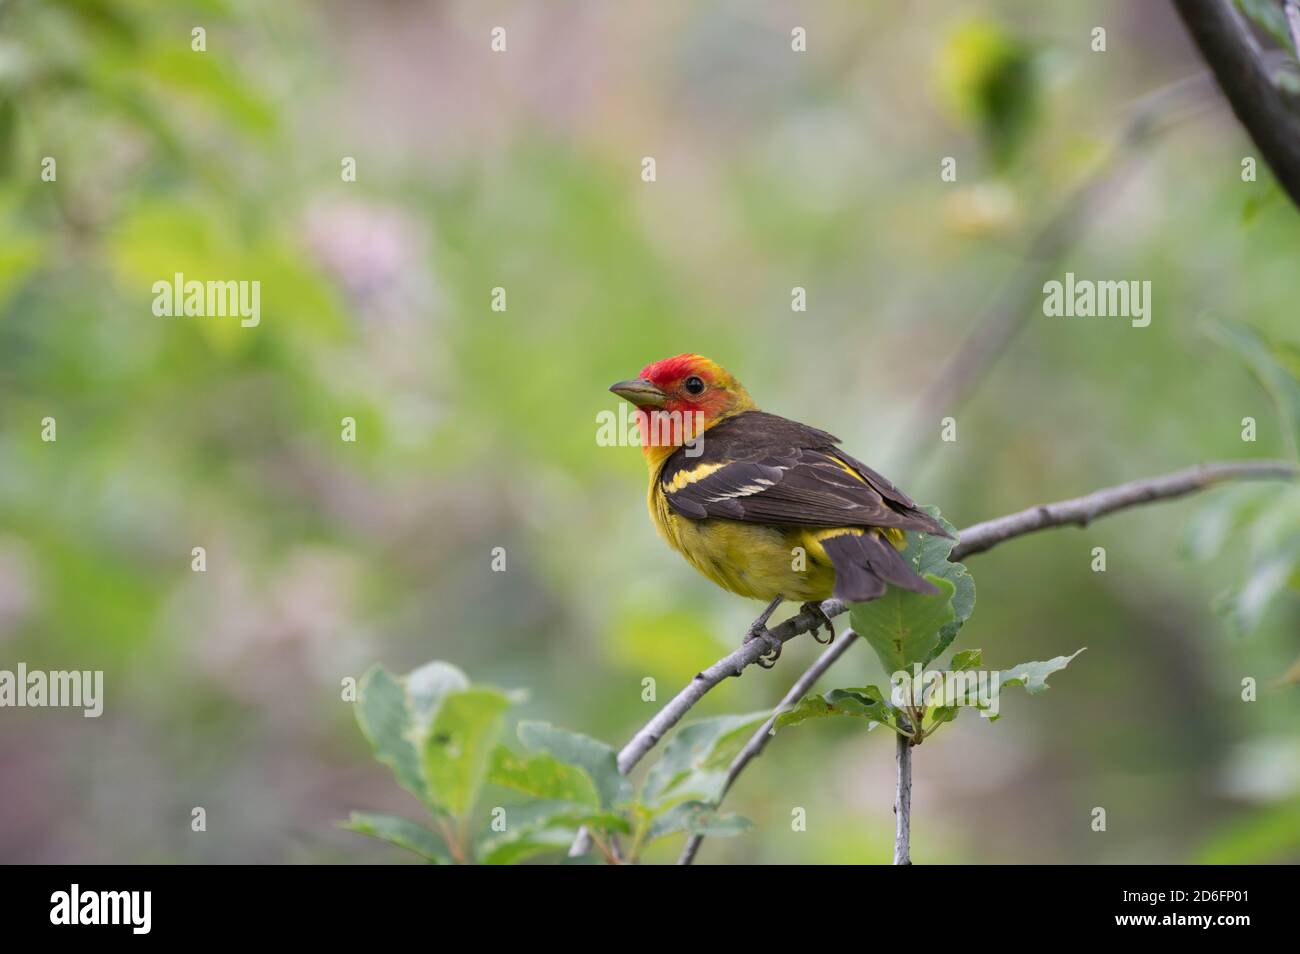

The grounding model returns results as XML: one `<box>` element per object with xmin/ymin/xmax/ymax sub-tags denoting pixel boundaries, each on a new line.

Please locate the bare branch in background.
<box><xmin>899</xmin><ymin>73</ymin><xmax>1215</xmax><ymax>466</ymax></box>
<box><xmin>580</xmin><ymin>458</ymin><xmax>1297</xmax><ymax>861</ymax></box>
<box><xmin>1173</xmin><ymin>0</ymin><xmax>1300</xmax><ymax>209</ymax></box>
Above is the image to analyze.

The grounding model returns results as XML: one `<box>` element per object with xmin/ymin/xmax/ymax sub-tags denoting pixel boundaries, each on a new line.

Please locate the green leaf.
<box><xmin>928</xmin><ymin>704</ymin><xmax>959</xmax><ymax>728</ymax></box>
<box><xmin>641</xmin><ymin>713</ymin><xmax>768</xmax><ymax>806</ymax></box>
<box><xmin>1186</xmin><ymin>482</ymin><xmax>1300</xmax><ymax>633</ymax></box>
<box><xmin>517</xmin><ymin>722</ymin><xmax>632</xmax><ymax>810</ymax></box>
<box><xmin>132</xmin><ymin>43</ymin><xmax>278</xmax><ymax>139</ymax></box>
<box><xmin>487</xmin><ymin>745</ymin><xmax>602</xmax><ymax>807</ymax></box>
<box><xmin>853</xmin><ymin>574</ymin><xmax>956</xmax><ymax>677</ymax></box>
<box><xmin>341</xmin><ymin>811</ymin><xmax>451</xmax><ymax>864</ymax></box>
<box><xmin>1183</xmin><ymin>484</ymin><xmax>1273</xmax><ymax>563</ymax></box>
<box><xmin>1237</xmin><ymin>493</ymin><xmax>1300</xmax><ymax>629</ymax></box>
<box><xmin>1240</xmin><ymin>183</ymin><xmax>1283</xmax><ymax>226</ymax></box>
<box><xmin>478</xmin><ymin>828</ymin><xmax>574</xmax><ymax>866</ymax></box>
<box><xmin>999</xmin><ymin>649</ymin><xmax>1086</xmax><ymax>696</ymax></box>
<box><xmin>775</xmin><ymin>686</ymin><xmax>895</xmax><ymax>732</ymax></box>
<box><xmin>404</xmin><ymin>660</ymin><xmax>471</xmax><ymax>729</ymax></box>
<box><xmin>354</xmin><ymin>665</ymin><xmax>429</xmax><ymax>808</ymax></box>
<box><xmin>1236</xmin><ymin>0</ymin><xmax>1294</xmax><ymax>49</ymax></box>
<box><xmin>1236</xmin><ymin>553</ymin><xmax>1299</xmax><ymax>631</ymax></box>
<box><xmin>0</xmin><ymin>96</ymin><xmax>15</xmax><ymax>179</ymax></box>
<box><xmin>936</xmin><ymin>17</ymin><xmax>1040</xmax><ymax>168</ymax></box>
<box><xmin>645</xmin><ymin>801</ymin><xmax>754</xmax><ymax>843</ymax></box>
<box><xmin>925</xmin><ymin>649</ymin><xmax>1086</xmax><ymax>723</ymax></box>
<box><xmin>353</xmin><ymin>661</ymin><xmax>518</xmax><ymax>818</ymax></box>
<box><xmin>424</xmin><ymin>688</ymin><xmax>513</xmax><ymax>817</ymax></box>
<box><xmin>921</xmin><ymin>648</ymin><xmax>985</xmax><ymax>730</ymax></box>
<box><xmin>475</xmin><ymin>801</ymin><xmax>629</xmax><ymax>865</ymax></box>
<box><xmin>1205</xmin><ymin>317</ymin><xmax>1300</xmax><ymax>455</ymax></box>
<box><xmin>919</xmin><ymin>512</ymin><xmax>977</xmax><ymax>661</ymax></box>
<box><xmin>1196</xmin><ymin>797</ymin><xmax>1300</xmax><ymax>864</ymax></box>
<box><xmin>0</xmin><ymin>231</ymin><xmax>44</xmax><ymax>310</ymax></box>
<box><xmin>850</xmin><ymin>510</ymin><xmax>976</xmax><ymax>675</ymax></box>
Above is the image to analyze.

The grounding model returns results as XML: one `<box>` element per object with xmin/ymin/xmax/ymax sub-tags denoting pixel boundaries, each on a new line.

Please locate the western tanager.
<box><xmin>610</xmin><ymin>354</ymin><xmax>947</xmax><ymax>665</ymax></box>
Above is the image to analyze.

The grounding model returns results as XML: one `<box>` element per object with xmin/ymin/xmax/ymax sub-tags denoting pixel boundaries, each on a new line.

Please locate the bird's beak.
<box><xmin>609</xmin><ymin>378</ymin><xmax>667</xmax><ymax>408</ymax></box>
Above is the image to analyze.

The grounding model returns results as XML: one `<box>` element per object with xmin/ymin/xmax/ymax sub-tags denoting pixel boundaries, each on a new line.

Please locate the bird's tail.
<box><xmin>822</xmin><ymin>530</ymin><xmax>940</xmax><ymax>603</ymax></box>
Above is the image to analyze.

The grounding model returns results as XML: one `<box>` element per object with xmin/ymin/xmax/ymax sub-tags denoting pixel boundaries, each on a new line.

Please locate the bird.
<box><xmin>609</xmin><ymin>353</ymin><xmax>948</xmax><ymax>667</ymax></box>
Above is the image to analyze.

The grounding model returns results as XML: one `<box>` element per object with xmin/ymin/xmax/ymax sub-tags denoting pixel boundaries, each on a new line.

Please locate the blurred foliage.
<box><xmin>348</xmin><ymin>660</ymin><xmax>754</xmax><ymax>863</ymax></box>
<box><xmin>934</xmin><ymin>17</ymin><xmax>1040</xmax><ymax>171</ymax></box>
<box><xmin>1190</xmin><ymin>320</ymin><xmax>1300</xmax><ymax>636</ymax></box>
<box><xmin>0</xmin><ymin>0</ymin><xmax>1298</xmax><ymax>864</ymax></box>
<box><xmin>1197</xmin><ymin>797</ymin><xmax>1300</xmax><ymax>863</ymax></box>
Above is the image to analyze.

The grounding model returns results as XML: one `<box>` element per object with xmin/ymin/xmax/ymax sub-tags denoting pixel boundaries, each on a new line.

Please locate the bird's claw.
<box><xmin>802</xmin><ymin>601</ymin><xmax>835</xmax><ymax>644</ymax></box>
<box><xmin>740</xmin><ymin>596</ymin><xmax>785</xmax><ymax>669</ymax></box>
<box><xmin>744</xmin><ymin>624</ymin><xmax>783</xmax><ymax>669</ymax></box>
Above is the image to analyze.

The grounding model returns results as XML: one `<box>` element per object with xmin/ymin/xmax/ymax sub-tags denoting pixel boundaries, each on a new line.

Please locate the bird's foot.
<box><xmin>743</xmin><ymin>596</ymin><xmax>785</xmax><ymax>669</ymax></box>
<box><xmin>744</xmin><ymin>623</ymin><xmax>783</xmax><ymax>669</ymax></box>
<box><xmin>802</xmin><ymin>601</ymin><xmax>835</xmax><ymax>644</ymax></box>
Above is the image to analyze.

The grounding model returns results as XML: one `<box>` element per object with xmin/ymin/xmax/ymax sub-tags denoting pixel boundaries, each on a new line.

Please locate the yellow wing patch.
<box><xmin>664</xmin><ymin>461</ymin><xmax>727</xmax><ymax>492</ymax></box>
<box><xmin>808</xmin><ymin>525</ymin><xmax>905</xmax><ymax>548</ymax></box>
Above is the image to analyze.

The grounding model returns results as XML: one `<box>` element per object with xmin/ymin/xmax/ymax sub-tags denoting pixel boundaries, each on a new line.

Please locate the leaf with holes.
<box><xmin>424</xmin><ymin>687</ymin><xmax>514</xmax><ymax>817</ymax></box>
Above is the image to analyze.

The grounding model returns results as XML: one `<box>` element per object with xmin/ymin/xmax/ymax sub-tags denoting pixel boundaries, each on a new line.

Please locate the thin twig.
<box><xmin>676</xmin><ymin>631</ymin><xmax>860</xmax><ymax>865</ymax></box>
<box><xmin>567</xmin><ymin>601</ymin><xmax>847</xmax><ymax>857</ymax></box>
<box><xmin>894</xmin><ymin>724</ymin><xmax>913</xmax><ymax>865</ymax></box>
<box><xmin>613</xmin><ymin>611</ymin><xmax>836</xmax><ymax>777</ymax></box>
<box><xmin>571</xmin><ymin>458</ymin><xmax>1297</xmax><ymax>858</ymax></box>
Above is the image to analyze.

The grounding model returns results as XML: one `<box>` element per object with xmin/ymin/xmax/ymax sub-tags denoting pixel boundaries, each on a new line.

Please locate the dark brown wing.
<box><xmin>660</xmin><ymin>411</ymin><xmax>947</xmax><ymax>535</ymax></box>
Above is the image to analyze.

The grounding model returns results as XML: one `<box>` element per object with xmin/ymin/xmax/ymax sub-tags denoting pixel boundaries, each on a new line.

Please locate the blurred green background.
<box><xmin>1</xmin><ymin>0</ymin><xmax>1298</xmax><ymax>864</ymax></box>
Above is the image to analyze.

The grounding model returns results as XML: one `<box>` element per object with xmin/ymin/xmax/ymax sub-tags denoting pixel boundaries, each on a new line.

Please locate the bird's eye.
<box><xmin>683</xmin><ymin>375</ymin><xmax>705</xmax><ymax>395</ymax></box>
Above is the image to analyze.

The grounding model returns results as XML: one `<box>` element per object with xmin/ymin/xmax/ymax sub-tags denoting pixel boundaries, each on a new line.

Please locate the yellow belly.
<box><xmin>648</xmin><ymin>481</ymin><xmax>875</xmax><ymax>603</ymax></box>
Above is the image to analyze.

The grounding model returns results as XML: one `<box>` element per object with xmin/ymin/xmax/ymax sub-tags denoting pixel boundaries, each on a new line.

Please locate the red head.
<box><xmin>609</xmin><ymin>354</ymin><xmax>755</xmax><ymax>457</ymax></box>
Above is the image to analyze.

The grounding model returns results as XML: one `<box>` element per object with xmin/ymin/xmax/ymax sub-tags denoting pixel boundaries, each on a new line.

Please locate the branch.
<box><xmin>949</xmin><ymin>459</ymin><xmax>1297</xmax><ymax>560</ymax></box>
<box><xmin>676</xmin><ymin>631</ymin><xmax>860</xmax><ymax>865</ymax></box>
<box><xmin>894</xmin><ymin>722</ymin><xmax>913</xmax><ymax>865</ymax></box>
<box><xmin>1173</xmin><ymin>0</ymin><xmax>1300</xmax><ymax>209</ymax></box>
<box><xmin>572</xmin><ymin>458</ymin><xmax>1296</xmax><ymax>859</ymax></box>
<box><xmin>611</xmin><ymin>607</ymin><xmax>845</xmax><ymax>776</ymax></box>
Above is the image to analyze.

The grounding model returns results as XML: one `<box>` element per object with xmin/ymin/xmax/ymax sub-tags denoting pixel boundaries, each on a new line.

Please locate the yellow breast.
<box><xmin>647</xmin><ymin>470</ymin><xmax>849</xmax><ymax>603</ymax></box>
